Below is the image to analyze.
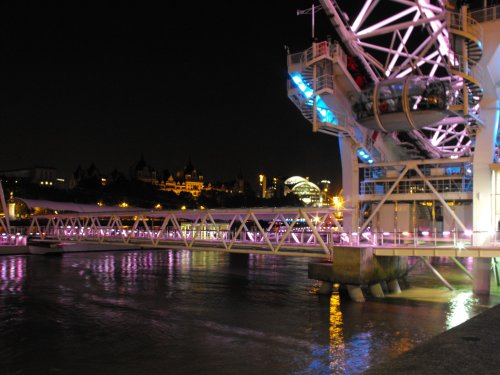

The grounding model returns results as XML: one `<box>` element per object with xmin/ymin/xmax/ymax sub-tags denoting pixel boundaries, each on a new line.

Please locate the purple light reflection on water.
<box><xmin>0</xmin><ymin>251</ymin><xmax>498</xmax><ymax>375</ymax></box>
<box><xmin>0</xmin><ymin>257</ymin><xmax>25</xmax><ymax>293</ymax></box>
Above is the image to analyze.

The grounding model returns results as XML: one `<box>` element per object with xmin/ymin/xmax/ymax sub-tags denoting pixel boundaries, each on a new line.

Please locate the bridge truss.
<box><xmin>28</xmin><ymin>207</ymin><xmax>344</xmax><ymax>258</ymax></box>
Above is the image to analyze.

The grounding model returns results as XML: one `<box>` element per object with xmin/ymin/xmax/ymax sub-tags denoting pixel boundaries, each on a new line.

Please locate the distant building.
<box><xmin>0</xmin><ymin>166</ymin><xmax>57</xmax><ymax>187</ymax></box>
<box><xmin>267</xmin><ymin>176</ymin><xmax>285</xmax><ymax>198</ymax></box>
<box><xmin>157</xmin><ymin>158</ymin><xmax>205</xmax><ymax>197</ymax></box>
<box><xmin>134</xmin><ymin>154</ymin><xmax>157</xmax><ymax>184</ymax></box>
<box><xmin>319</xmin><ymin>179</ymin><xmax>332</xmax><ymax>205</ymax></box>
<box><xmin>71</xmin><ymin>163</ymin><xmax>107</xmax><ymax>188</ymax></box>
<box><xmin>258</xmin><ymin>174</ymin><xmax>267</xmax><ymax>198</ymax></box>
<box><xmin>284</xmin><ymin>176</ymin><xmax>324</xmax><ymax>206</ymax></box>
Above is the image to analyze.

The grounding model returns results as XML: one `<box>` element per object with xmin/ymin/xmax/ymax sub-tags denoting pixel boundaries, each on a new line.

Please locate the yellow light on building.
<box><xmin>181</xmin><ymin>205</ymin><xmax>187</xmax><ymax>210</ymax></box>
<box><xmin>154</xmin><ymin>203</ymin><xmax>162</xmax><ymax>209</ymax></box>
<box><xmin>332</xmin><ymin>196</ymin><xmax>343</xmax><ymax>210</ymax></box>
<box><xmin>97</xmin><ymin>201</ymin><xmax>104</xmax><ymax>207</ymax></box>
<box><xmin>119</xmin><ymin>202</ymin><xmax>129</xmax><ymax>208</ymax></box>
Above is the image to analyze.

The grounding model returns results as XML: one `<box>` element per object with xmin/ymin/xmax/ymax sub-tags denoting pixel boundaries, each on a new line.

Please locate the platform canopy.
<box><xmin>15</xmin><ymin>198</ymin><xmax>143</xmax><ymax>214</ymax></box>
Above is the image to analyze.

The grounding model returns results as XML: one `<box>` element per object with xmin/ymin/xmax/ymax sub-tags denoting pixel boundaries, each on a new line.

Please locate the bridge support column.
<box><xmin>318</xmin><ymin>281</ymin><xmax>333</xmax><ymax>295</ymax></box>
<box><xmin>387</xmin><ymin>279</ymin><xmax>401</xmax><ymax>294</ymax></box>
<box><xmin>369</xmin><ymin>283</ymin><xmax>384</xmax><ymax>298</ymax></box>
<box><xmin>473</xmin><ymin>258</ymin><xmax>491</xmax><ymax>295</ymax></box>
<box><xmin>339</xmin><ymin>138</ymin><xmax>359</xmax><ymax>234</ymax></box>
<box><xmin>346</xmin><ymin>285</ymin><xmax>365</xmax><ymax>302</ymax></box>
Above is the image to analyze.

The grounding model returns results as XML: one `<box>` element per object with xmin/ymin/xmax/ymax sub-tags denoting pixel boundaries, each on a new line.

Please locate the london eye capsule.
<box><xmin>352</xmin><ymin>76</ymin><xmax>451</xmax><ymax>132</ymax></box>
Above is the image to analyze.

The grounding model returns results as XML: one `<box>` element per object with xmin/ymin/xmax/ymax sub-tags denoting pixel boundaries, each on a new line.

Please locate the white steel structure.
<box><xmin>28</xmin><ymin>207</ymin><xmax>344</xmax><ymax>258</ymax></box>
<box><xmin>26</xmin><ymin>207</ymin><xmax>500</xmax><ymax>260</ymax></box>
<box><xmin>287</xmin><ymin>1</ymin><xmax>500</xmax><ymax>248</ymax></box>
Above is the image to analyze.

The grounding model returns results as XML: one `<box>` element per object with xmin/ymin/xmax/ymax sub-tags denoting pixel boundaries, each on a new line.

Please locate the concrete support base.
<box><xmin>318</xmin><ymin>281</ymin><xmax>333</xmax><ymax>295</ymax></box>
<box><xmin>473</xmin><ymin>258</ymin><xmax>491</xmax><ymax>295</ymax></box>
<box><xmin>379</xmin><ymin>280</ymin><xmax>388</xmax><ymax>294</ymax></box>
<box><xmin>369</xmin><ymin>283</ymin><xmax>385</xmax><ymax>298</ymax></box>
<box><xmin>346</xmin><ymin>284</ymin><xmax>365</xmax><ymax>302</ymax></box>
<box><xmin>388</xmin><ymin>279</ymin><xmax>401</xmax><ymax>294</ymax></box>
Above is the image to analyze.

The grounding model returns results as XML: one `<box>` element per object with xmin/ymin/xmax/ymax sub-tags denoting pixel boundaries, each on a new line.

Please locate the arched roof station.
<box><xmin>292</xmin><ymin>181</ymin><xmax>320</xmax><ymax>192</ymax></box>
<box><xmin>284</xmin><ymin>176</ymin><xmax>307</xmax><ymax>185</ymax></box>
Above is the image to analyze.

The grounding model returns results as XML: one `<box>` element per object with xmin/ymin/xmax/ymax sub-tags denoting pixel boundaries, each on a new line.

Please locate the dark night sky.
<box><xmin>1</xmin><ymin>1</ymin><xmax>342</xmax><ymax>190</ymax></box>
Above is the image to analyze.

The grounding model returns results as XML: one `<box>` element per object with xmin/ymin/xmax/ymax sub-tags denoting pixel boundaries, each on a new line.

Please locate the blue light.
<box><xmin>290</xmin><ymin>73</ymin><xmax>337</xmax><ymax>124</ymax></box>
<box><xmin>291</xmin><ymin>74</ymin><xmax>314</xmax><ymax>99</ymax></box>
<box><xmin>357</xmin><ymin>148</ymin><xmax>374</xmax><ymax>164</ymax></box>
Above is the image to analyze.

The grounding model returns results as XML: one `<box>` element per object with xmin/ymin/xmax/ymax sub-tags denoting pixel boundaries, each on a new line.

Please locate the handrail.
<box><xmin>287</xmin><ymin>41</ymin><xmax>348</xmax><ymax>68</ymax></box>
<box><xmin>470</xmin><ymin>5</ymin><xmax>500</xmax><ymax>23</ymax></box>
<box><xmin>447</xmin><ymin>10</ymin><xmax>483</xmax><ymax>42</ymax></box>
<box><xmin>449</xmin><ymin>54</ymin><xmax>484</xmax><ymax>84</ymax></box>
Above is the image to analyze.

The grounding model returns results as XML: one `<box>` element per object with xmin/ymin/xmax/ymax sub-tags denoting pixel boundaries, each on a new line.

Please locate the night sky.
<box><xmin>1</xmin><ymin>1</ymin><xmax>342</xmax><ymax>190</ymax></box>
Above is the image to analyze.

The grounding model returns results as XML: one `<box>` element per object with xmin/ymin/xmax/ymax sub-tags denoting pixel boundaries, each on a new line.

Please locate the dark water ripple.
<box><xmin>0</xmin><ymin>251</ymin><xmax>498</xmax><ymax>375</ymax></box>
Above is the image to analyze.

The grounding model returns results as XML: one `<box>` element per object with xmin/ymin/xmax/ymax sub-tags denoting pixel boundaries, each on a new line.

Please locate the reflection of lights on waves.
<box><xmin>329</xmin><ymin>293</ymin><xmax>346</xmax><ymax>372</ymax></box>
<box><xmin>0</xmin><ymin>257</ymin><xmax>26</xmax><ymax>292</ymax></box>
<box><xmin>446</xmin><ymin>291</ymin><xmax>477</xmax><ymax>330</ymax></box>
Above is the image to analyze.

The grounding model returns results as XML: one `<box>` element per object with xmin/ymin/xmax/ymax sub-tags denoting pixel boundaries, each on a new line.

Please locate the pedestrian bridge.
<box><xmin>25</xmin><ymin>207</ymin><xmax>500</xmax><ymax>259</ymax></box>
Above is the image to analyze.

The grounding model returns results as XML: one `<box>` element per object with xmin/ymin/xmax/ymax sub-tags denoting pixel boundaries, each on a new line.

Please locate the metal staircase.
<box><xmin>447</xmin><ymin>5</ymin><xmax>484</xmax><ymax>119</ymax></box>
<box><xmin>287</xmin><ymin>41</ymin><xmax>380</xmax><ymax>161</ymax></box>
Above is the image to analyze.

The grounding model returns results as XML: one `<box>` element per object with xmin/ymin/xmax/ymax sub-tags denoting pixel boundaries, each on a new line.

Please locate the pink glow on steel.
<box><xmin>357</xmin><ymin>7</ymin><xmax>418</xmax><ymax>36</ymax></box>
<box><xmin>351</xmin><ymin>0</ymin><xmax>374</xmax><ymax>32</ymax></box>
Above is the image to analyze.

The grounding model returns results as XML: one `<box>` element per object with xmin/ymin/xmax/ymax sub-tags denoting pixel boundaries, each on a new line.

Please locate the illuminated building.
<box><xmin>260</xmin><ymin>175</ymin><xmax>285</xmax><ymax>199</ymax></box>
<box><xmin>258</xmin><ymin>174</ymin><xmax>267</xmax><ymax>198</ymax></box>
<box><xmin>284</xmin><ymin>176</ymin><xmax>324</xmax><ymax>206</ymax></box>
<box><xmin>157</xmin><ymin>159</ymin><xmax>205</xmax><ymax>197</ymax></box>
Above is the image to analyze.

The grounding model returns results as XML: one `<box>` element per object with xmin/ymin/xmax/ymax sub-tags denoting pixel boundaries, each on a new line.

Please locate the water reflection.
<box><xmin>0</xmin><ymin>257</ymin><xmax>25</xmax><ymax>293</ymax></box>
<box><xmin>329</xmin><ymin>293</ymin><xmax>346</xmax><ymax>373</ymax></box>
<box><xmin>446</xmin><ymin>291</ymin><xmax>479</xmax><ymax>329</ymax></box>
<box><xmin>0</xmin><ymin>251</ymin><xmax>499</xmax><ymax>375</ymax></box>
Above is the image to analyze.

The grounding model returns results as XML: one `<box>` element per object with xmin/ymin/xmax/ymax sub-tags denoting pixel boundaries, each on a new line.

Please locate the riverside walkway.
<box><xmin>363</xmin><ymin>302</ymin><xmax>500</xmax><ymax>374</ymax></box>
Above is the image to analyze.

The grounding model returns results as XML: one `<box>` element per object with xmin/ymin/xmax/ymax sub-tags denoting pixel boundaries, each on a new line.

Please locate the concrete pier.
<box><xmin>318</xmin><ymin>281</ymin><xmax>333</xmax><ymax>295</ymax></box>
<box><xmin>473</xmin><ymin>258</ymin><xmax>491</xmax><ymax>295</ymax></box>
<box><xmin>387</xmin><ymin>279</ymin><xmax>401</xmax><ymax>294</ymax></box>
<box><xmin>308</xmin><ymin>246</ymin><xmax>407</xmax><ymax>300</ymax></box>
<box><xmin>362</xmin><ymin>303</ymin><xmax>500</xmax><ymax>374</ymax></box>
<box><xmin>346</xmin><ymin>285</ymin><xmax>365</xmax><ymax>302</ymax></box>
<box><xmin>369</xmin><ymin>283</ymin><xmax>385</xmax><ymax>298</ymax></box>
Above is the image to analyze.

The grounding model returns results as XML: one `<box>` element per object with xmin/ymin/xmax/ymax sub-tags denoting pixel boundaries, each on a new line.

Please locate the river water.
<box><xmin>0</xmin><ymin>250</ymin><xmax>498</xmax><ymax>375</ymax></box>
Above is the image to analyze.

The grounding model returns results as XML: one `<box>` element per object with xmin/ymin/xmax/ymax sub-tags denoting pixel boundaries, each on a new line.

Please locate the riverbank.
<box><xmin>0</xmin><ymin>246</ymin><xmax>29</xmax><ymax>255</ymax></box>
<box><xmin>362</xmin><ymin>302</ymin><xmax>500</xmax><ymax>374</ymax></box>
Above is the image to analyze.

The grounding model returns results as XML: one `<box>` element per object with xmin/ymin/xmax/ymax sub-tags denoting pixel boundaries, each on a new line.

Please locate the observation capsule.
<box><xmin>352</xmin><ymin>76</ymin><xmax>451</xmax><ymax>132</ymax></box>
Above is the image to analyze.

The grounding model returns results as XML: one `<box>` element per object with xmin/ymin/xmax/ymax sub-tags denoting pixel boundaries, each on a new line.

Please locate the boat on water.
<box><xmin>28</xmin><ymin>240</ymin><xmax>64</xmax><ymax>255</ymax></box>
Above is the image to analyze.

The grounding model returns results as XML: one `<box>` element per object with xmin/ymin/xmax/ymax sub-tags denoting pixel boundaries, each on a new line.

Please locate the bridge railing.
<box><xmin>24</xmin><ymin>224</ymin><xmax>500</xmax><ymax>249</ymax></box>
<box><xmin>0</xmin><ymin>234</ymin><xmax>27</xmax><ymax>246</ymax></box>
<box><xmin>471</xmin><ymin>5</ymin><xmax>500</xmax><ymax>23</ymax></box>
<box><xmin>447</xmin><ymin>10</ymin><xmax>483</xmax><ymax>43</ymax></box>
